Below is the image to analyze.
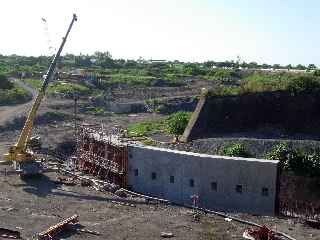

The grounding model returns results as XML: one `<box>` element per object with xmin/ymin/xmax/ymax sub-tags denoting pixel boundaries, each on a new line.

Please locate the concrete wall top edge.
<box><xmin>128</xmin><ymin>144</ymin><xmax>279</xmax><ymax>164</ymax></box>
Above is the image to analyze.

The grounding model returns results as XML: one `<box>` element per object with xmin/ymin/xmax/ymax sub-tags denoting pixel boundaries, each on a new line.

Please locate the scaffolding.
<box><xmin>75</xmin><ymin>124</ymin><xmax>128</xmax><ymax>188</ymax></box>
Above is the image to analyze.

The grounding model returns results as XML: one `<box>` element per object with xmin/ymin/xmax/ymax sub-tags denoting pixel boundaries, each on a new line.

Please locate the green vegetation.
<box><xmin>0</xmin><ymin>74</ymin><xmax>32</xmax><ymax>105</ymax></box>
<box><xmin>286</xmin><ymin>75</ymin><xmax>320</xmax><ymax>94</ymax></box>
<box><xmin>209</xmin><ymin>86</ymin><xmax>241</xmax><ymax>96</ymax></box>
<box><xmin>0</xmin><ymin>85</ymin><xmax>31</xmax><ymax>105</ymax></box>
<box><xmin>127</xmin><ymin>120</ymin><xmax>165</xmax><ymax>138</ymax></box>
<box><xmin>166</xmin><ymin>111</ymin><xmax>191</xmax><ymax>137</ymax></box>
<box><xmin>84</xmin><ymin>106</ymin><xmax>109</xmax><ymax>116</ymax></box>
<box><xmin>25</xmin><ymin>78</ymin><xmax>42</xmax><ymax>89</ymax></box>
<box><xmin>48</xmin><ymin>82</ymin><xmax>91</xmax><ymax>97</ymax></box>
<box><xmin>96</xmin><ymin>75</ymin><xmax>156</xmax><ymax>88</ymax></box>
<box><xmin>127</xmin><ymin>111</ymin><xmax>191</xmax><ymax>139</ymax></box>
<box><xmin>144</xmin><ymin>98</ymin><xmax>164</xmax><ymax>113</ymax></box>
<box><xmin>222</xmin><ymin>144</ymin><xmax>251</xmax><ymax>158</ymax></box>
<box><xmin>0</xmin><ymin>53</ymin><xmax>316</xmax><ymax>78</ymax></box>
<box><xmin>0</xmin><ymin>74</ymin><xmax>13</xmax><ymax>89</ymax></box>
<box><xmin>205</xmin><ymin>69</ymin><xmax>240</xmax><ymax>84</ymax></box>
<box><xmin>25</xmin><ymin>79</ymin><xmax>92</xmax><ymax>97</ymax></box>
<box><xmin>141</xmin><ymin>138</ymin><xmax>157</xmax><ymax>146</ymax></box>
<box><xmin>1</xmin><ymin>52</ymin><xmax>320</xmax><ymax>100</ymax></box>
<box><xmin>266</xmin><ymin>143</ymin><xmax>320</xmax><ymax>177</ymax></box>
<box><xmin>209</xmin><ymin>74</ymin><xmax>320</xmax><ymax>97</ymax></box>
<box><xmin>241</xmin><ymin>73</ymin><xmax>291</xmax><ymax>93</ymax></box>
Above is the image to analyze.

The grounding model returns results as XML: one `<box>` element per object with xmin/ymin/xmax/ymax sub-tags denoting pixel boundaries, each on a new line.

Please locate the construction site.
<box><xmin>1</xmin><ymin>12</ymin><xmax>320</xmax><ymax>240</ymax></box>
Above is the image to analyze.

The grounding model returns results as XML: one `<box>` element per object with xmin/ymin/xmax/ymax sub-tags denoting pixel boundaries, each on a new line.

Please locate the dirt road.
<box><xmin>0</xmin><ymin>79</ymin><xmax>37</xmax><ymax>126</ymax></box>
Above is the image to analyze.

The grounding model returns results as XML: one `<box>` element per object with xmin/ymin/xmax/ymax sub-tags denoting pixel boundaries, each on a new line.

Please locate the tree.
<box><xmin>247</xmin><ymin>62</ymin><xmax>258</xmax><ymax>69</ymax></box>
<box><xmin>308</xmin><ymin>64</ymin><xmax>317</xmax><ymax>70</ymax></box>
<box><xmin>272</xmin><ymin>64</ymin><xmax>281</xmax><ymax>69</ymax></box>
<box><xmin>204</xmin><ymin>61</ymin><xmax>216</xmax><ymax>68</ymax></box>
<box><xmin>93</xmin><ymin>51</ymin><xmax>115</xmax><ymax>68</ymax></box>
<box><xmin>285</xmin><ymin>64</ymin><xmax>293</xmax><ymax>70</ymax></box>
<box><xmin>261</xmin><ymin>63</ymin><xmax>271</xmax><ymax>69</ymax></box>
<box><xmin>296</xmin><ymin>64</ymin><xmax>306</xmax><ymax>70</ymax></box>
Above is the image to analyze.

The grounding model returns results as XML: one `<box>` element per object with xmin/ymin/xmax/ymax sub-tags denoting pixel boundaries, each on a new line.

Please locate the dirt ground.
<box><xmin>0</xmin><ymin>168</ymin><xmax>319</xmax><ymax>240</ymax></box>
<box><xmin>0</xmin><ymin>81</ymin><xmax>320</xmax><ymax>239</ymax></box>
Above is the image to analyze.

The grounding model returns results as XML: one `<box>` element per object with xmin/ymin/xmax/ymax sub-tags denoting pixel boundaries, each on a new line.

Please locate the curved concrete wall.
<box><xmin>127</xmin><ymin>144</ymin><xmax>279</xmax><ymax>215</ymax></box>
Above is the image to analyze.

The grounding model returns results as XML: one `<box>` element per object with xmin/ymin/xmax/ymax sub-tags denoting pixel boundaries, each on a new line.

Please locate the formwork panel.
<box><xmin>76</xmin><ymin>126</ymin><xmax>128</xmax><ymax>188</ymax></box>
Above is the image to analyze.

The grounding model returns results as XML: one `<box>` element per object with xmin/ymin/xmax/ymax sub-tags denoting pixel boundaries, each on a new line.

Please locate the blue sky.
<box><xmin>1</xmin><ymin>0</ymin><xmax>319</xmax><ymax>66</ymax></box>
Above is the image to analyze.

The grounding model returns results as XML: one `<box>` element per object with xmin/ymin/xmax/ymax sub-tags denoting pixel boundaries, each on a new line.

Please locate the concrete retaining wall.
<box><xmin>127</xmin><ymin>145</ymin><xmax>279</xmax><ymax>215</ymax></box>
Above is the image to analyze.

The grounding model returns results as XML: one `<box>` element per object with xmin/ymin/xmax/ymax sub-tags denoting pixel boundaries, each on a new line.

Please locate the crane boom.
<box><xmin>4</xmin><ymin>14</ymin><xmax>77</xmax><ymax>169</ymax></box>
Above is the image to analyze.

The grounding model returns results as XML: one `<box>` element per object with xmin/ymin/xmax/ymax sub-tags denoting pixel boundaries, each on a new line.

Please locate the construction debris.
<box><xmin>243</xmin><ymin>226</ymin><xmax>278</xmax><ymax>240</ymax></box>
<box><xmin>115</xmin><ymin>189</ymin><xmax>128</xmax><ymax>198</ymax></box>
<box><xmin>0</xmin><ymin>207</ymin><xmax>15</xmax><ymax>212</ymax></box>
<box><xmin>161</xmin><ymin>232</ymin><xmax>174</xmax><ymax>238</ymax></box>
<box><xmin>0</xmin><ymin>228</ymin><xmax>21</xmax><ymax>239</ymax></box>
<box><xmin>119</xmin><ymin>188</ymin><xmax>170</xmax><ymax>204</ymax></box>
<box><xmin>37</xmin><ymin>214</ymin><xmax>79</xmax><ymax>240</ymax></box>
<box><xmin>56</xmin><ymin>175</ymin><xmax>76</xmax><ymax>186</ymax></box>
<box><xmin>77</xmin><ymin>228</ymin><xmax>101</xmax><ymax>236</ymax></box>
<box><xmin>305</xmin><ymin>219</ymin><xmax>320</xmax><ymax>229</ymax></box>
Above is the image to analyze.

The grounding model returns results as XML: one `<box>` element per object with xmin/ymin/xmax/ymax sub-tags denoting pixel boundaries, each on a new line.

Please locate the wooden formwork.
<box><xmin>76</xmin><ymin>125</ymin><xmax>128</xmax><ymax>188</ymax></box>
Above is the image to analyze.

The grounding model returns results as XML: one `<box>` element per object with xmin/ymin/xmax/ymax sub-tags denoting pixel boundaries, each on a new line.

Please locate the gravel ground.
<box><xmin>0</xmin><ymin>169</ymin><xmax>319</xmax><ymax>240</ymax></box>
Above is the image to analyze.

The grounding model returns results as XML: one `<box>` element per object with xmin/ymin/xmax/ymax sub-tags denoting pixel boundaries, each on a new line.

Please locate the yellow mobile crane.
<box><xmin>4</xmin><ymin>14</ymin><xmax>77</xmax><ymax>175</ymax></box>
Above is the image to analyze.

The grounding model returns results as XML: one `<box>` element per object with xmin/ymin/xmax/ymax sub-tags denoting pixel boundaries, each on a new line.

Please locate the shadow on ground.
<box><xmin>18</xmin><ymin>173</ymin><xmax>148</xmax><ymax>205</ymax></box>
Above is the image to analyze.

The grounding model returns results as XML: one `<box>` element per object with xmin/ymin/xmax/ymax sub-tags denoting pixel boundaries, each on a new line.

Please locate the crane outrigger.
<box><xmin>4</xmin><ymin>14</ymin><xmax>77</xmax><ymax>175</ymax></box>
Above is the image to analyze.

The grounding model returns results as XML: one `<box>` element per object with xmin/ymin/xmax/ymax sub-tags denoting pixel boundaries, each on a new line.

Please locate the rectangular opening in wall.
<box><xmin>170</xmin><ymin>176</ymin><xmax>174</xmax><ymax>183</ymax></box>
<box><xmin>211</xmin><ymin>182</ymin><xmax>217</xmax><ymax>191</ymax></box>
<box><xmin>262</xmin><ymin>187</ymin><xmax>269</xmax><ymax>196</ymax></box>
<box><xmin>151</xmin><ymin>172</ymin><xmax>157</xmax><ymax>180</ymax></box>
<box><xmin>189</xmin><ymin>179</ymin><xmax>194</xmax><ymax>187</ymax></box>
<box><xmin>236</xmin><ymin>185</ymin><xmax>242</xmax><ymax>194</ymax></box>
<box><xmin>134</xmin><ymin>169</ymin><xmax>139</xmax><ymax>176</ymax></box>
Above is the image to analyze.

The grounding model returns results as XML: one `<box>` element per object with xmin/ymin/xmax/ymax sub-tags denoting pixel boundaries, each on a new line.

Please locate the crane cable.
<box><xmin>41</xmin><ymin>17</ymin><xmax>56</xmax><ymax>57</ymax></box>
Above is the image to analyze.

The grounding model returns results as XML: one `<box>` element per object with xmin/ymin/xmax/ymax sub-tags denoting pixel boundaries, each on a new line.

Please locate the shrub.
<box><xmin>286</xmin><ymin>149</ymin><xmax>308</xmax><ymax>175</ymax></box>
<box><xmin>0</xmin><ymin>74</ymin><xmax>13</xmax><ymax>89</ymax></box>
<box><xmin>209</xmin><ymin>86</ymin><xmax>241</xmax><ymax>96</ymax></box>
<box><xmin>87</xmin><ymin>107</ymin><xmax>107</xmax><ymax>116</ymax></box>
<box><xmin>145</xmin><ymin>98</ymin><xmax>163</xmax><ymax>113</ymax></box>
<box><xmin>48</xmin><ymin>82</ymin><xmax>91</xmax><ymax>97</ymax></box>
<box><xmin>141</xmin><ymin>138</ymin><xmax>156</xmax><ymax>146</ymax></box>
<box><xmin>206</xmin><ymin>69</ymin><xmax>239</xmax><ymax>81</ymax></box>
<box><xmin>314</xmin><ymin>70</ymin><xmax>320</xmax><ymax>77</ymax></box>
<box><xmin>306</xmin><ymin>150</ymin><xmax>320</xmax><ymax>177</ymax></box>
<box><xmin>166</xmin><ymin>111</ymin><xmax>191</xmax><ymax>137</ymax></box>
<box><xmin>266</xmin><ymin>143</ymin><xmax>320</xmax><ymax>177</ymax></box>
<box><xmin>286</xmin><ymin>75</ymin><xmax>320</xmax><ymax>94</ymax></box>
<box><xmin>265</xmin><ymin>143</ymin><xmax>291</xmax><ymax>169</ymax></box>
<box><xmin>0</xmin><ymin>84</ymin><xmax>32</xmax><ymax>105</ymax></box>
<box><xmin>223</xmin><ymin>144</ymin><xmax>251</xmax><ymax>157</ymax></box>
